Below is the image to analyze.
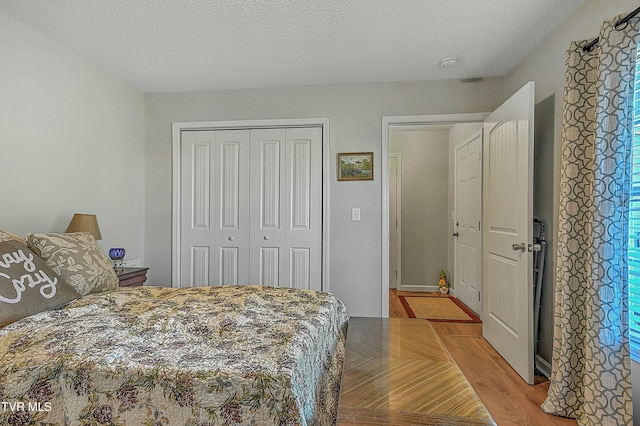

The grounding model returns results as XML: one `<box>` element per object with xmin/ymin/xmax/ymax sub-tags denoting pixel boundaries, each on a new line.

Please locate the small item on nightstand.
<box><xmin>109</xmin><ymin>247</ymin><xmax>126</xmax><ymax>272</ymax></box>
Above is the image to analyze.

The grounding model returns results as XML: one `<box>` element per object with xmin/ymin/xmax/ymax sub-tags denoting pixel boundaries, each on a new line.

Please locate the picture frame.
<box><xmin>337</xmin><ymin>152</ymin><xmax>374</xmax><ymax>181</ymax></box>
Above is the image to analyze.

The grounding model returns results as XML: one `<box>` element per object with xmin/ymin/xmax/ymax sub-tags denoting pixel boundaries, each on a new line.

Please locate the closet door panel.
<box><xmin>285</xmin><ymin>127</ymin><xmax>322</xmax><ymax>290</ymax></box>
<box><xmin>180</xmin><ymin>131</ymin><xmax>215</xmax><ymax>287</ymax></box>
<box><xmin>250</xmin><ymin>129</ymin><xmax>286</xmax><ymax>285</ymax></box>
<box><xmin>180</xmin><ymin>129</ymin><xmax>250</xmax><ymax>286</ymax></box>
<box><xmin>214</xmin><ymin>130</ymin><xmax>251</xmax><ymax>285</ymax></box>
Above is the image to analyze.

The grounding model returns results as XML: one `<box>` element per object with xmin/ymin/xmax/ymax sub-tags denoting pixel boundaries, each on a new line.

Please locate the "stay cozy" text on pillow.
<box><xmin>0</xmin><ymin>241</ymin><xmax>79</xmax><ymax>327</ymax></box>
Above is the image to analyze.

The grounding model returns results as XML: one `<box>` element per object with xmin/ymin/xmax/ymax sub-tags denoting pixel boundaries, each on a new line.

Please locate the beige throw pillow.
<box><xmin>0</xmin><ymin>240</ymin><xmax>80</xmax><ymax>327</ymax></box>
<box><xmin>27</xmin><ymin>232</ymin><xmax>118</xmax><ymax>296</ymax></box>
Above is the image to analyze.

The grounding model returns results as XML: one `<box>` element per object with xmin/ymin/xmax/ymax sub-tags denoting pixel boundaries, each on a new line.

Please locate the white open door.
<box><xmin>482</xmin><ymin>82</ymin><xmax>535</xmax><ymax>384</ymax></box>
<box><xmin>454</xmin><ymin>130</ymin><xmax>483</xmax><ymax>315</ymax></box>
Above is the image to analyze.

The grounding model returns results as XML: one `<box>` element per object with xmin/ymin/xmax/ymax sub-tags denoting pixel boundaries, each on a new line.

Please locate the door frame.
<box><xmin>389</xmin><ymin>151</ymin><xmax>402</xmax><ymax>289</ymax></box>
<box><xmin>381</xmin><ymin>113</ymin><xmax>489</xmax><ymax>317</ymax></box>
<box><xmin>172</xmin><ymin>118</ymin><xmax>330</xmax><ymax>290</ymax></box>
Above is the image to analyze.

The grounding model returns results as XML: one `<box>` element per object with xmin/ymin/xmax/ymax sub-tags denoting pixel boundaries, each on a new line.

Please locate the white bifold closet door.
<box><xmin>180</xmin><ymin>127</ymin><xmax>322</xmax><ymax>290</ymax></box>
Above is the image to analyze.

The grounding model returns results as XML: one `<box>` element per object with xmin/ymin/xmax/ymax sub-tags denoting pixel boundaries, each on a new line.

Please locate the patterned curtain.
<box><xmin>541</xmin><ymin>13</ymin><xmax>639</xmax><ymax>425</ymax></box>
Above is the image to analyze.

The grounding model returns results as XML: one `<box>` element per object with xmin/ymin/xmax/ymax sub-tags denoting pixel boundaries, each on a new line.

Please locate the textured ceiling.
<box><xmin>0</xmin><ymin>0</ymin><xmax>585</xmax><ymax>93</ymax></box>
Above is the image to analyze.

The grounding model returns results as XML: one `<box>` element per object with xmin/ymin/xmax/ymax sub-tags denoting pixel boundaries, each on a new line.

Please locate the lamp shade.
<box><xmin>66</xmin><ymin>213</ymin><xmax>102</xmax><ymax>240</ymax></box>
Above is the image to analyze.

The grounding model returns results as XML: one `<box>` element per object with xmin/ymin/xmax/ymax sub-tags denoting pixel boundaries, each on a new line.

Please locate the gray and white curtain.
<box><xmin>542</xmin><ymin>12</ymin><xmax>639</xmax><ymax>425</ymax></box>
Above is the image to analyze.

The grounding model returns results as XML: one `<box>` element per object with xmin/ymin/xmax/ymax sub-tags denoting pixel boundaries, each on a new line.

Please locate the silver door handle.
<box><xmin>512</xmin><ymin>242</ymin><xmax>526</xmax><ymax>252</ymax></box>
<box><xmin>228</xmin><ymin>236</ymin><xmax>234</xmax><ymax>241</ymax></box>
<box><xmin>263</xmin><ymin>236</ymin><xmax>270</xmax><ymax>240</ymax></box>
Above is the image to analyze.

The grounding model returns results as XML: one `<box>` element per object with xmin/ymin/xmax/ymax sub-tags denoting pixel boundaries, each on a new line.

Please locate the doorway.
<box><xmin>388</xmin><ymin>125</ymin><xmax>453</xmax><ymax>293</ymax></box>
<box><xmin>381</xmin><ymin>113</ymin><xmax>488</xmax><ymax>317</ymax></box>
<box><xmin>384</xmin><ymin>82</ymin><xmax>538</xmax><ymax>386</ymax></box>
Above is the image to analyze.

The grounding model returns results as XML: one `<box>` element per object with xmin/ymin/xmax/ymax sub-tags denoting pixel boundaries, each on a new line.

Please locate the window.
<box><xmin>629</xmin><ymin>44</ymin><xmax>640</xmax><ymax>361</ymax></box>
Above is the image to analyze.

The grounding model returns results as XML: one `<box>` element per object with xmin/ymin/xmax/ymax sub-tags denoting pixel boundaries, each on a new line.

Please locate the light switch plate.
<box><xmin>351</xmin><ymin>208</ymin><xmax>361</xmax><ymax>221</ymax></box>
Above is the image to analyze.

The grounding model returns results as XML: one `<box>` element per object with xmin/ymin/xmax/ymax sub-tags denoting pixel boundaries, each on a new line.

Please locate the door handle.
<box><xmin>228</xmin><ymin>236</ymin><xmax>234</xmax><ymax>241</ymax></box>
<box><xmin>512</xmin><ymin>242</ymin><xmax>526</xmax><ymax>252</ymax></box>
<box><xmin>263</xmin><ymin>236</ymin><xmax>270</xmax><ymax>240</ymax></box>
<box><xmin>452</xmin><ymin>232</ymin><xmax>459</xmax><ymax>237</ymax></box>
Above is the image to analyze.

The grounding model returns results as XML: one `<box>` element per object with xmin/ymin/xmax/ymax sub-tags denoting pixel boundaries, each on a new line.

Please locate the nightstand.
<box><xmin>116</xmin><ymin>267</ymin><xmax>149</xmax><ymax>287</ymax></box>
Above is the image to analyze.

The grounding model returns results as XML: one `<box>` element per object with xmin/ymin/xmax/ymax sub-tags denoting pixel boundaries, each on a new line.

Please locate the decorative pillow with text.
<box><xmin>0</xmin><ymin>229</ymin><xmax>27</xmax><ymax>246</ymax></box>
<box><xmin>27</xmin><ymin>232</ymin><xmax>118</xmax><ymax>296</ymax></box>
<box><xmin>0</xmin><ymin>240</ymin><xmax>80</xmax><ymax>327</ymax></box>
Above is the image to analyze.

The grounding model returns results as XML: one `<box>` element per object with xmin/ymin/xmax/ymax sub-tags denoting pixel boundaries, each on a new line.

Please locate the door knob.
<box><xmin>452</xmin><ymin>232</ymin><xmax>459</xmax><ymax>237</ymax></box>
<box><xmin>263</xmin><ymin>236</ymin><xmax>270</xmax><ymax>240</ymax></box>
<box><xmin>512</xmin><ymin>242</ymin><xmax>526</xmax><ymax>252</ymax></box>
<box><xmin>228</xmin><ymin>236</ymin><xmax>234</xmax><ymax>241</ymax></box>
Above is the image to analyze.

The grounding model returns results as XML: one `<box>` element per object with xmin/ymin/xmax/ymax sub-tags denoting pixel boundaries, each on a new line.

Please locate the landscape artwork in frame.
<box><xmin>337</xmin><ymin>152</ymin><xmax>374</xmax><ymax>181</ymax></box>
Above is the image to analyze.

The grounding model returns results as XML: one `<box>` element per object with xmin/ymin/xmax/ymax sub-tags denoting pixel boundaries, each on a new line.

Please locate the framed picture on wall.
<box><xmin>337</xmin><ymin>152</ymin><xmax>374</xmax><ymax>181</ymax></box>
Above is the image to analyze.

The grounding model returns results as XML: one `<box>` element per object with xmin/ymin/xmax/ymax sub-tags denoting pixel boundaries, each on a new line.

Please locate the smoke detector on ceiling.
<box><xmin>439</xmin><ymin>57</ymin><xmax>458</xmax><ymax>68</ymax></box>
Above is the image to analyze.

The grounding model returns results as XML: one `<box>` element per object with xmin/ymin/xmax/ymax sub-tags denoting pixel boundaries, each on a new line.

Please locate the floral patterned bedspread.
<box><xmin>0</xmin><ymin>285</ymin><xmax>349</xmax><ymax>425</ymax></box>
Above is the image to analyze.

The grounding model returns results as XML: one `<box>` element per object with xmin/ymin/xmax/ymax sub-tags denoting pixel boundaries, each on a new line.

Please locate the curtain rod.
<box><xmin>583</xmin><ymin>6</ymin><xmax>640</xmax><ymax>52</ymax></box>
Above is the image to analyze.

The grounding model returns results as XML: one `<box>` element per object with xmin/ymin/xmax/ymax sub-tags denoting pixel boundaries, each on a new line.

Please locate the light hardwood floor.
<box><xmin>389</xmin><ymin>290</ymin><xmax>577</xmax><ymax>426</ymax></box>
<box><xmin>382</xmin><ymin>290</ymin><xmax>577</xmax><ymax>425</ymax></box>
<box><xmin>337</xmin><ymin>317</ymin><xmax>496</xmax><ymax>425</ymax></box>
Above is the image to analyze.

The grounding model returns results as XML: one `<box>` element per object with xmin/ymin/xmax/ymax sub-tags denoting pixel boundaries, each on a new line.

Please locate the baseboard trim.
<box><xmin>399</xmin><ymin>285</ymin><xmax>440</xmax><ymax>292</ymax></box>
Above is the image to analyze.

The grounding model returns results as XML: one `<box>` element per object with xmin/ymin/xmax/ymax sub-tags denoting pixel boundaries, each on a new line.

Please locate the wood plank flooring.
<box><xmin>337</xmin><ymin>317</ymin><xmax>495</xmax><ymax>425</ymax></box>
<box><xmin>430</xmin><ymin>321</ymin><xmax>575</xmax><ymax>426</ymax></box>
<box><xmin>336</xmin><ymin>291</ymin><xmax>577</xmax><ymax>425</ymax></box>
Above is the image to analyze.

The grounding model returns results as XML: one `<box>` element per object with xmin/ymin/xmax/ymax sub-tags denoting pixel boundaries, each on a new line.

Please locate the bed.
<box><xmin>0</xmin><ymin>230</ymin><xmax>348</xmax><ymax>425</ymax></box>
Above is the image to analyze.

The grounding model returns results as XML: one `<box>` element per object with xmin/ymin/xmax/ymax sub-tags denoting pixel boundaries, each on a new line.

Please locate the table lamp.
<box><xmin>65</xmin><ymin>213</ymin><xmax>102</xmax><ymax>240</ymax></box>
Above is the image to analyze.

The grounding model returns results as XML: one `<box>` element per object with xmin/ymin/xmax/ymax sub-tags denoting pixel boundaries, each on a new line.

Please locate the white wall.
<box><xmin>145</xmin><ymin>78</ymin><xmax>505</xmax><ymax>316</ymax></box>
<box><xmin>0</xmin><ymin>11</ymin><xmax>146</xmax><ymax>259</ymax></box>
<box><xmin>390</xmin><ymin>128</ymin><xmax>449</xmax><ymax>290</ymax></box>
